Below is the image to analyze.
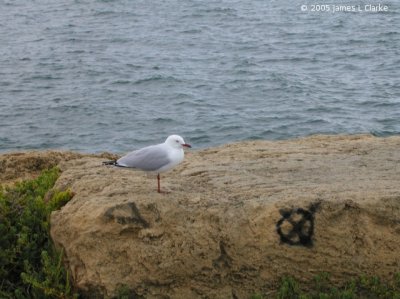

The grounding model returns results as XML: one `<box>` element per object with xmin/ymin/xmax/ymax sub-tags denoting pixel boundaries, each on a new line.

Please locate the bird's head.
<box><xmin>165</xmin><ymin>135</ymin><xmax>192</xmax><ymax>149</ymax></box>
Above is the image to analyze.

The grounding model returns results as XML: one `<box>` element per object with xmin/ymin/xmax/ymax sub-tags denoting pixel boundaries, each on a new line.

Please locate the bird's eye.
<box><xmin>175</xmin><ymin>140</ymin><xmax>179</xmax><ymax>143</ymax></box>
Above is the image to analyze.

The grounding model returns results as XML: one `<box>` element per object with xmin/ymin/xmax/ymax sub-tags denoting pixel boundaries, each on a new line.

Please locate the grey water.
<box><xmin>0</xmin><ymin>0</ymin><xmax>399</xmax><ymax>153</ymax></box>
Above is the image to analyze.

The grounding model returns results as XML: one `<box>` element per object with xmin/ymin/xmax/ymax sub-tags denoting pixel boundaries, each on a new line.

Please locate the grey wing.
<box><xmin>116</xmin><ymin>145</ymin><xmax>171</xmax><ymax>171</ymax></box>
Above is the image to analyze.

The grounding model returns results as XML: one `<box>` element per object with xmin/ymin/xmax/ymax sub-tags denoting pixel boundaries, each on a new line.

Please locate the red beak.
<box><xmin>182</xmin><ymin>143</ymin><xmax>192</xmax><ymax>148</ymax></box>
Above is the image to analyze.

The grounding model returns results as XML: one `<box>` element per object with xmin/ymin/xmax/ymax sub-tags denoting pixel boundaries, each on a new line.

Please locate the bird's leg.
<box><xmin>157</xmin><ymin>173</ymin><xmax>161</xmax><ymax>193</ymax></box>
<box><xmin>157</xmin><ymin>173</ymin><xmax>170</xmax><ymax>194</ymax></box>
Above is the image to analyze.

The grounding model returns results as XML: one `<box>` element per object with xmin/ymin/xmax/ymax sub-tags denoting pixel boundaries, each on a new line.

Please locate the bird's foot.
<box><xmin>158</xmin><ymin>189</ymin><xmax>171</xmax><ymax>194</ymax></box>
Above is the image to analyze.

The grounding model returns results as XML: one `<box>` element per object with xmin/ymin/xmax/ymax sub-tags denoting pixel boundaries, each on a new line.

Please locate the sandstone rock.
<box><xmin>0</xmin><ymin>150</ymin><xmax>117</xmax><ymax>185</ymax></box>
<box><xmin>48</xmin><ymin>134</ymin><xmax>400</xmax><ymax>298</ymax></box>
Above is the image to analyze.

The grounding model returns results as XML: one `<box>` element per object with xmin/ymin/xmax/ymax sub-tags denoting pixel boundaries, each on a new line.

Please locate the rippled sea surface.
<box><xmin>1</xmin><ymin>0</ymin><xmax>399</xmax><ymax>153</ymax></box>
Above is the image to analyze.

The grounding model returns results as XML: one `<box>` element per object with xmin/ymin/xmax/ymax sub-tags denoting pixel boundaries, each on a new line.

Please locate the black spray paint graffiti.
<box><xmin>276</xmin><ymin>202</ymin><xmax>320</xmax><ymax>247</ymax></box>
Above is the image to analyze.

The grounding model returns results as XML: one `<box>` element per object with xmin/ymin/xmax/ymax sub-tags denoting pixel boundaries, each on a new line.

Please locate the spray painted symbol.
<box><xmin>276</xmin><ymin>203</ymin><xmax>320</xmax><ymax>247</ymax></box>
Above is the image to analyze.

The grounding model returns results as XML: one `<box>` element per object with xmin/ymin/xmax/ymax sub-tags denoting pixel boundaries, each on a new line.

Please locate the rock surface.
<box><xmin>0</xmin><ymin>150</ymin><xmax>116</xmax><ymax>185</ymax></box>
<box><xmin>8</xmin><ymin>134</ymin><xmax>400</xmax><ymax>298</ymax></box>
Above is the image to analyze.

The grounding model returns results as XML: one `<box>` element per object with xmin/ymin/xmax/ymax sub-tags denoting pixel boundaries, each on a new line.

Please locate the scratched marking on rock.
<box><xmin>104</xmin><ymin>202</ymin><xmax>149</xmax><ymax>228</ymax></box>
<box><xmin>276</xmin><ymin>202</ymin><xmax>320</xmax><ymax>247</ymax></box>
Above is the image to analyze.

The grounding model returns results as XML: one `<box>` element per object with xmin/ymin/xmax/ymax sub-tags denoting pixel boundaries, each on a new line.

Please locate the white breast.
<box><xmin>158</xmin><ymin>148</ymin><xmax>184</xmax><ymax>173</ymax></box>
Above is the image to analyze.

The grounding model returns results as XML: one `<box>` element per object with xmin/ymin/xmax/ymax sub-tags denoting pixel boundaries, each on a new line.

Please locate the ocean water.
<box><xmin>0</xmin><ymin>0</ymin><xmax>399</xmax><ymax>153</ymax></box>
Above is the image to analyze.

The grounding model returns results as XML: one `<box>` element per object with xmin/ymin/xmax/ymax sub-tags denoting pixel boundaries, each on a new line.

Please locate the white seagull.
<box><xmin>103</xmin><ymin>135</ymin><xmax>191</xmax><ymax>193</ymax></box>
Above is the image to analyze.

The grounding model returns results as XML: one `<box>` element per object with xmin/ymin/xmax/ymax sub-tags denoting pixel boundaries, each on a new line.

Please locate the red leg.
<box><xmin>157</xmin><ymin>173</ymin><xmax>161</xmax><ymax>193</ymax></box>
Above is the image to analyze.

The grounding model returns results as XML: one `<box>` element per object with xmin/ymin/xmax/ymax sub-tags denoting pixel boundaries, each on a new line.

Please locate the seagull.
<box><xmin>103</xmin><ymin>135</ymin><xmax>191</xmax><ymax>193</ymax></box>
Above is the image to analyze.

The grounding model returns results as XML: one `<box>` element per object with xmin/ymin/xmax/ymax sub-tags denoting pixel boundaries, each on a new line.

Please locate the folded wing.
<box><xmin>116</xmin><ymin>145</ymin><xmax>171</xmax><ymax>171</ymax></box>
